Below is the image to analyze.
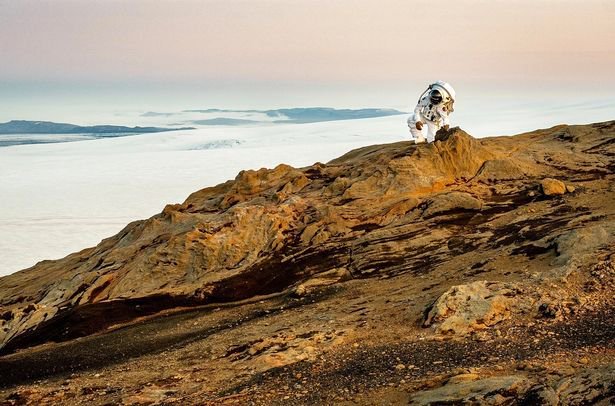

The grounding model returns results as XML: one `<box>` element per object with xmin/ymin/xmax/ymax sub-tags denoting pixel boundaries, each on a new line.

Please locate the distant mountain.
<box><xmin>267</xmin><ymin>107</ymin><xmax>405</xmax><ymax>123</ymax></box>
<box><xmin>140</xmin><ymin>112</ymin><xmax>177</xmax><ymax>117</ymax></box>
<box><xmin>180</xmin><ymin>107</ymin><xmax>406</xmax><ymax>124</ymax></box>
<box><xmin>182</xmin><ymin>108</ymin><xmax>262</xmax><ymax>114</ymax></box>
<box><xmin>0</xmin><ymin>120</ymin><xmax>194</xmax><ymax>135</ymax></box>
<box><xmin>191</xmin><ymin>118</ymin><xmax>260</xmax><ymax>126</ymax></box>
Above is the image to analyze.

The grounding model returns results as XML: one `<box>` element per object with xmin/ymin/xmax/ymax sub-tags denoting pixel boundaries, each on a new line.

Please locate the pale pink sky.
<box><xmin>1</xmin><ymin>0</ymin><xmax>614</xmax><ymax>86</ymax></box>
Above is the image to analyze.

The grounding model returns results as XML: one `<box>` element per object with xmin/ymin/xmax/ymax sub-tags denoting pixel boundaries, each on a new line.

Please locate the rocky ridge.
<box><xmin>0</xmin><ymin>122</ymin><xmax>614</xmax><ymax>405</ymax></box>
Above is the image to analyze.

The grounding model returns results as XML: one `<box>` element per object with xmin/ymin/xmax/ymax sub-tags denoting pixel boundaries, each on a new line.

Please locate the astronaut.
<box><xmin>407</xmin><ymin>81</ymin><xmax>456</xmax><ymax>143</ymax></box>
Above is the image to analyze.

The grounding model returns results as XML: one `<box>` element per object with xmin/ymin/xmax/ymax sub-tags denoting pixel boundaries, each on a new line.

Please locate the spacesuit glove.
<box><xmin>415</xmin><ymin>121</ymin><xmax>423</xmax><ymax>130</ymax></box>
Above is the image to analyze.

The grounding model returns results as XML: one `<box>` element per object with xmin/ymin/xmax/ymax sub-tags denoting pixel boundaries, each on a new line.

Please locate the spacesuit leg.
<box><xmin>425</xmin><ymin>120</ymin><xmax>440</xmax><ymax>143</ymax></box>
<box><xmin>407</xmin><ymin>115</ymin><xmax>426</xmax><ymax>143</ymax></box>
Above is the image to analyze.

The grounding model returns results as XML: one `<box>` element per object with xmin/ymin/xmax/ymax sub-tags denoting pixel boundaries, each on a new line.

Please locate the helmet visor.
<box><xmin>430</xmin><ymin>90</ymin><xmax>443</xmax><ymax>104</ymax></box>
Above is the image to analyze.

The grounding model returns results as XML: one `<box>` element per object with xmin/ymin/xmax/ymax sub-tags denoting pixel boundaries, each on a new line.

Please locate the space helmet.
<box><xmin>430</xmin><ymin>81</ymin><xmax>456</xmax><ymax>103</ymax></box>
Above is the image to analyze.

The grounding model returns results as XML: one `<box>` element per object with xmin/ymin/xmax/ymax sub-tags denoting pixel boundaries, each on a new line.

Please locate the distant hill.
<box><xmin>0</xmin><ymin>120</ymin><xmax>194</xmax><ymax>135</ymax></box>
<box><xmin>268</xmin><ymin>107</ymin><xmax>405</xmax><ymax>123</ymax></box>
<box><xmin>180</xmin><ymin>107</ymin><xmax>406</xmax><ymax>125</ymax></box>
<box><xmin>191</xmin><ymin>118</ymin><xmax>260</xmax><ymax>126</ymax></box>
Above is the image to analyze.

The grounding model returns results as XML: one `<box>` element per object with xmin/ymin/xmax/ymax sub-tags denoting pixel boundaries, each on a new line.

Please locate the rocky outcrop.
<box><xmin>409</xmin><ymin>365</ymin><xmax>615</xmax><ymax>405</ymax></box>
<box><xmin>409</xmin><ymin>375</ymin><xmax>530</xmax><ymax>405</ymax></box>
<box><xmin>0</xmin><ymin>128</ymin><xmax>506</xmax><ymax>353</ymax></box>
<box><xmin>423</xmin><ymin>281</ymin><xmax>532</xmax><ymax>335</ymax></box>
<box><xmin>293</xmin><ymin>267</ymin><xmax>352</xmax><ymax>296</ymax></box>
<box><xmin>421</xmin><ymin>191</ymin><xmax>483</xmax><ymax>218</ymax></box>
<box><xmin>474</xmin><ymin>159</ymin><xmax>526</xmax><ymax>182</ymax></box>
<box><xmin>0</xmin><ymin>121</ymin><xmax>614</xmax><ymax>405</ymax></box>
<box><xmin>553</xmin><ymin>226</ymin><xmax>609</xmax><ymax>266</ymax></box>
<box><xmin>552</xmin><ymin>365</ymin><xmax>615</xmax><ymax>405</ymax></box>
<box><xmin>2</xmin><ymin>124</ymin><xmax>614</xmax><ymax>354</ymax></box>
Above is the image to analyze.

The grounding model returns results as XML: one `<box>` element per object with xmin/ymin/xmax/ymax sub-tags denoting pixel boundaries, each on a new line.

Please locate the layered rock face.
<box><xmin>0</xmin><ymin>122</ymin><xmax>614</xmax><ymax>404</ymax></box>
<box><xmin>0</xmin><ymin>128</ymin><xmax>499</xmax><ymax>352</ymax></box>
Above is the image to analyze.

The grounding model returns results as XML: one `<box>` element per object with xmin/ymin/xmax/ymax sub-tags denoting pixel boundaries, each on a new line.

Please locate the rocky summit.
<box><xmin>0</xmin><ymin>122</ymin><xmax>614</xmax><ymax>405</ymax></box>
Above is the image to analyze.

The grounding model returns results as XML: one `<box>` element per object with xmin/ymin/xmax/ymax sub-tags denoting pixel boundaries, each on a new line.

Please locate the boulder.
<box><xmin>541</xmin><ymin>178</ymin><xmax>566</xmax><ymax>196</ymax></box>
<box><xmin>424</xmin><ymin>281</ymin><xmax>529</xmax><ymax>335</ymax></box>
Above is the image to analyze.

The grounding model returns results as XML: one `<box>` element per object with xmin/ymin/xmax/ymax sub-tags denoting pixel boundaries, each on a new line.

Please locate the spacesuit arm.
<box><xmin>412</xmin><ymin>97</ymin><xmax>427</xmax><ymax>123</ymax></box>
<box><xmin>436</xmin><ymin>105</ymin><xmax>450</xmax><ymax>126</ymax></box>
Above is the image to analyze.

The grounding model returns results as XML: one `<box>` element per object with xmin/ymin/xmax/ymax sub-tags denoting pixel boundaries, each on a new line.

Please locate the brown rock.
<box><xmin>474</xmin><ymin>159</ymin><xmax>526</xmax><ymax>182</ymax></box>
<box><xmin>447</xmin><ymin>373</ymin><xmax>481</xmax><ymax>384</ymax></box>
<box><xmin>293</xmin><ymin>268</ymin><xmax>352</xmax><ymax>296</ymax></box>
<box><xmin>424</xmin><ymin>281</ymin><xmax>531</xmax><ymax>335</ymax></box>
<box><xmin>555</xmin><ymin>365</ymin><xmax>615</xmax><ymax>404</ymax></box>
<box><xmin>552</xmin><ymin>226</ymin><xmax>608</xmax><ymax>266</ymax></box>
<box><xmin>409</xmin><ymin>375</ymin><xmax>530</xmax><ymax>404</ymax></box>
<box><xmin>422</xmin><ymin>192</ymin><xmax>483</xmax><ymax>218</ymax></box>
<box><xmin>540</xmin><ymin>178</ymin><xmax>566</xmax><ymax>196</ymax></box>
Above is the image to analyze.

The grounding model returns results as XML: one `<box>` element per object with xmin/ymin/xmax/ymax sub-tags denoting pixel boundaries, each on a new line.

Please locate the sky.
<box><xmin>0</xmin><ymin>0</ymin><xmax>614</xmax><ymax>121</ymax></box>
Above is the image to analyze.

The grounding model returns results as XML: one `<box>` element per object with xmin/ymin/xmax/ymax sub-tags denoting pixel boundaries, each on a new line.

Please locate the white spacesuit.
<box><xmin>407</xmin><ymin>81</ymin><xmax>456</xmax><ymax>143</ymax></box>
